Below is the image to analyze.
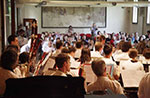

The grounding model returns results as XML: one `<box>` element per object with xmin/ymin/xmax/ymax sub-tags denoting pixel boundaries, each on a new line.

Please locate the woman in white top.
<box><xmin>120</xmin><ymin>48</ymin><xmax>144</xmax><ymax>71</ymax></box>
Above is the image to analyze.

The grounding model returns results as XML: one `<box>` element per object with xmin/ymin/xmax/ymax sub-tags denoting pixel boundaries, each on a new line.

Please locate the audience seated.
<box><xmin>0</xmin><ymin>50</ymin><xmax>19</xmax><ymax>95</ymax></box>
<box><xmin>87</xmin><ymin>60</ymin><xmax>124</xmax><ymax>94</ymax></box>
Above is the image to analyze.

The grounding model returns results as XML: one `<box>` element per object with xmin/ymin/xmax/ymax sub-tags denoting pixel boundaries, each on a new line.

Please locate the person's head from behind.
<box><xmin>81</xmin><ymin>48</ymin><xmax>91</xmax><ymax>58</ymax></box>
<box><xmin>80</xmin><ymin>48</ymin><xmax>91</xmax><ymax>64</ymax></box>
<box><xmin>61</xmin><ymin>47</ymin><xmax>69</xmax><ymax>54</ymax></box>
<box><xmin>68</xmin><ymin>46</ymin><xmax>76</xmax><ymax>57</ymax></box>
<box><xmin>121</xmin><ymin>42</ymin><xmax>132</xmax><ymax>52</ymax></box>
<box><xmin>55</xmin><ymin>53</ymin><xmax>70</xmax><ymax>73</ymax></box>
<box><xmin>128</xmin><ymin>48</ymin><xmax>138</xmax><ymax>59</ymax></box>
<box><xmin>76</xmin><ymin>41</ymin><xmax>83</xmax><ymax>49</ymax></box>
<box><xmin>143</xmin><ymin>48</ymin><xmax>150</xmax><ymax>59</ymax></box>
<box><xmin>6</xmin><ymin>44</ymin><xmax>20</xmax><ymax>54</ymax></box>
<box><xmin>103</xmin><ymin>44</ymin><xmax>113</xmax><ymax>57</ymax></box>
<box><xmin>7</xmin><ymin>35</ymin><xmax>18</xmax><ymax>46</ymax></box>
<box><xmin>1</xmin><ymin>50</ymin><xmax>18</xmax><ymax>70</ymax></box>
<box><xmin>117</xmin><ymin>40</ymin><xmax>125</xmax><ymax>50</ymax></box>
<box><xmin>136</xmin><ymin>41</ymin><xmax>146</xmax><ymax>54</ymax></box>
<box><xmin>99</xmin><ymin>35</ymin><xmax>106</xmax><ymax>45</ymax></box>
<box><xmin>19</xmin><ymin>52</ymin><xmax>29</xmax><ymax>64</ymax></box>
<box><xmin>92</xmin><ymin>60</ymin><xmax>106</xmax><ymax>77</ymax></box>
<box><xmin>95</xmin><ymin>42</ymin><xmax>103</xmax><ymax>52</ymax></box>
<box><xmin>56</xmin><ymin>40</ymin><xmax>63</xmax><ymax>49</ymax></box>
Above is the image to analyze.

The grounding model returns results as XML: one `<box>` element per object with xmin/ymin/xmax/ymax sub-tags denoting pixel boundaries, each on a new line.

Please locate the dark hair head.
<box><xmin>99</xmin><ymin>35</ymin><xmax>106</xmax><ymax>42</ymax></box>
<box><xmin>92</xmin><ymin>60</ymin><xmax>106</xmax><ymax>77</ymax></box>
<box><xmin>117</xmin><ymin>40</ymin><xmax>125</xmax><ymax>49</ymax></box>
<box><xmin>128</xmin><ymin>48</ymin><xmax>138</xmax><ymax>59</ymax></box>
<box><xmin>61</xmin><ymin>47</ymin><xmax>69</xmax><ymax>53</ymax></box>
<box><xmin>136</xmin><ymin>41</ymin><xmax>146</xmax><ymax>54</ymax></box>
<box><xmin>76</xmin><ymin>41</ymin><xmax>83</xmax><ymax>48</ymax></box>
<box><xmin>121</xmin><ymin>42</ymin><xmax>132</xmax><ymax>52</ymax></box>
<box><xmin>143</xmin><ymin>48</ymin><xmax>150</xmax><ymax>59</ymax></box>
<box><xmin>68</xmin><ymin>46</ymin><xmax>76</xmax><ymax>53</ymax></box>
<box><xmin>80</xmin><ymin>48</ymin><xmax>91</xmax><ymax>64</ymax></box>
<box><xmin>19</xmin><ymin>52</ymin><xmax>29</xmax><ymax>64</ymax></box>
<box><xmin>7</xmin><ymin>35</ymin><xmax>17</xmax><ymax>44</ymax></box>
<box><xmin>81</xmin><ymin>48</ymin><xmax>91</xmax><ymax>57</ymax></box>
<box><xmin>1</xmin><ymin>50</ymin><xmax>18</xmax><ymax>70</ymax></box>
<box><xmin>55</xmin><ymin>53</ymin><xmax>70</xmax><ymax>68</ymax></box>
<box><xmin>95</xmin><ymin>42</ymin><xmax>103</xmax><ymax>51</ymax></box>
<box><xmin>6</xmin><ymin>45</ymin><xmax>19</xmax><ymax>53</ymax></box>
<box><xmin>103</xmin><ymin>44</ymin><xmax>112</xmax><ymax>55</ymax></box>
<box><xmin>56</xmin><ymin>40</ymin><xmax>63</xmax><ymax>49</ymax></box>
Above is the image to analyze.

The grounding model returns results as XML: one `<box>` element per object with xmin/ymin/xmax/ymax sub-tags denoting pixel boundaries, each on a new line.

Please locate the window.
<box><xmin>132</xmin><ymin>0</ymin><xmax>138</xmax><ymax>24</ymax></box>
<box><xmin>147</xmin><ymin>0</ymin><xmax>150</xmax><ymax>24</ymax></box>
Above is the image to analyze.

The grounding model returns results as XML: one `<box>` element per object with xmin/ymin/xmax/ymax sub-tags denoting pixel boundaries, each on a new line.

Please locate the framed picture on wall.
<box><xmin>41</xmin><ymin>7</ymin><xmax>107</xmax><ymax>28</ymax></box>
<box><xmin>132</xmin><ymin>7</ymin><xmax>138</xmax><ymax>24</ymax></box>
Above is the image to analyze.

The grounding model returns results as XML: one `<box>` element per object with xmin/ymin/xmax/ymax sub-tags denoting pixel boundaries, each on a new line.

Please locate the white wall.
<box><xmin>18</xmin><ymin>5</ymin><xmax>130</xmax><ymax>34</ymax></box>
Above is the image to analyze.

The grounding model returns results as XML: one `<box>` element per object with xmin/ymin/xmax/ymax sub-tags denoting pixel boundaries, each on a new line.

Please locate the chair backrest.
<box><xmin>4</xmin><ymin>76</ymin><xmax>86</xmax><ymax>98</ymax></box>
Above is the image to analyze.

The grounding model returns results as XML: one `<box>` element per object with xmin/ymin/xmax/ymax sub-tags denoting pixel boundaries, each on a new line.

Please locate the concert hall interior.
<box><xmin>1</xmin><ymin>0</ymin><xmax>150</xmax><ymax>98</ymax></box>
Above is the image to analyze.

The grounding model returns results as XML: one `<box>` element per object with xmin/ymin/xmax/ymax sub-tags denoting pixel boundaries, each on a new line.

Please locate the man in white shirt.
<box><xmin>44</xmin><ymin>53</ymin><xmax>70</xmax><ymax>77</ymax></box>
<box><xmin>102</xmin><ymin>44</ymin><xmax>120</xmax><ymax>80</ymax></box>
<box><xmin>91</xmin><ymin>42</ymin><xmax>103</xmax><ymax>58</ymax></box>
<box><xmin>74</xmin><ymin>41</ymin><xmax>83</xmax><ymax>59</ymax></box>
<box><xmin>114</xmin><ymin>42</ymin><xmax>132</xmax><ymax>61</ymax></box>
<box><xmin>52</xmin><ymin>40</ymin><xmax>63</xmax><ymax>57</ymax></box>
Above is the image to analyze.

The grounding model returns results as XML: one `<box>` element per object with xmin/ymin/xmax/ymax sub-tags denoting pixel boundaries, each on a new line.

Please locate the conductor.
<box><xmin>91</xmin><ymin>23</ymin><xmax>98</xmax><ymax>43</ymax></box>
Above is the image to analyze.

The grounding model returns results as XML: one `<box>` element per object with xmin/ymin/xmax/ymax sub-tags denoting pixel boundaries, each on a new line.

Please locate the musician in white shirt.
<box><xmin>120</xmin><ymin>48</ymin><xmax>144</xmax><ymax>71</ymax></box>
<box><xmin>52</xmin><ymin>40</ymin><xmax>63</xmax><ymax>57</ymax></box>
<box><xmin>91</xmin><ymin>42</ymin><xmax>103</xmax><ymax>58</ymax></box>
<box><xmin>102</xmin><ymin>44</ymin><xmax>120</xmax><ymax>80</ymax></box>
<box><xmin>68</xmin><ymin>46</ymin><xmax>76</xmax><ymax>63</ymax></box>
<box><xmin>44</xmin><ymin>53</ymin><xmax>70</xmax><ymax>77</ymax></box>
<box><xmin>87</xmin><ymin>60</ymin><xmax>124</xmax><ymax>94</ymax></box>
<box><xmin>74</xmin><ymin>41</ymin><xmax>83</xmax><ymax>59</ymax></box>
<box><xmin>114</xmin><ymin>41</ymin><xmax>132</xmax><ymax>61</ymax></box>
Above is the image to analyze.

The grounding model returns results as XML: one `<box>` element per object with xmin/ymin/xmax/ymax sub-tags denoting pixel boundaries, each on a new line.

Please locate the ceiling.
<box><xmin>16</xmin><ymin>0</ymin><xmax>150</xmax><ymax>7</ymax></box>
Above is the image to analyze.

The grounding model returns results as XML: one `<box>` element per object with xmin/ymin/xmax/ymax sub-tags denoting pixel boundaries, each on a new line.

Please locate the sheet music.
<box><xmin>84</xmin><ymin>65</ymin><xmax>97</xmax><ymax>83</ymax></box>
<box><xmin>121</xmin><ymin>70</ymin><xmax>145</xmax><ymax>88</ymax></box>
<box><xmin>71</xmin><ymin>61</ymin><xmax>80</xmax><ymax>68</ymax></box>
<box><xmin>106</xmin><ymin>64</ymin><xmax>114</xmax><ymax>77</ymax></box>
